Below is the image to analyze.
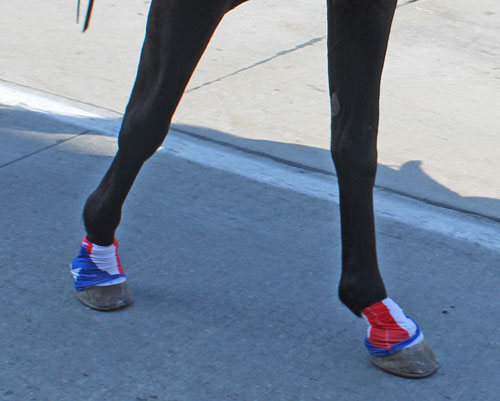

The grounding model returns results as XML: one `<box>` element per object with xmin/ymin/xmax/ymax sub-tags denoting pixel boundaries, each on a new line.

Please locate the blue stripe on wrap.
<box><xmin>364</xmin><ymin>317</ymin><xmax>422</xmax><ymax>356</ymax></box>
<box><xmin>71</xmin><ymin>244</ymin><xmax>126</xmax><ymax>291</ymax></box>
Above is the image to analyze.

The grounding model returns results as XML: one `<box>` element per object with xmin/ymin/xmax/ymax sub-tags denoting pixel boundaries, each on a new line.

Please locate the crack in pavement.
<box><xmin>185</xmin><ymin>0</ymin><xmax>420</xmax><ymax>94</ymax></box>
<box><xmin>185</xmin><ymin>35</ymin><xmax>327</xmax><ymax>94</ymax></box>
<box><xmin>0</xmin><ymin>130</ymin><xmax>91</xmax><ymax>169</ymax></box>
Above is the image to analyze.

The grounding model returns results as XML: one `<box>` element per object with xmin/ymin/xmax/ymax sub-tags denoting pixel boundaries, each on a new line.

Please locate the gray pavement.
<box><xmin>1</xmin><ymin>0</ymin><xmax>499</xmax><ymax>220</ymax></box>
<box><xmin>1</xmin><ymin>101</ymin><xmax>500</xmax><ymax>400</ymax></box>
<box><xmin>1</xmin><ymin>0</ymin><xmax>500</xmax><ymax>400</ymax></box>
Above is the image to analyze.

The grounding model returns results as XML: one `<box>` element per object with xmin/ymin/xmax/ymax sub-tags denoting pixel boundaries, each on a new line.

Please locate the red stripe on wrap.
<box><xmin>83</xmin><ymin>235</ymin><xmax>93</xmax><ymax>256</ymax></box>
<box><xmin>362</xmin><ymin>300</ymin><xmax>410</xmax><ymax>350</ymax></box>
<box><xmin>113</xmin><ymin>238</ymin><xmax>124</xmax><ymax>274</ymax></box>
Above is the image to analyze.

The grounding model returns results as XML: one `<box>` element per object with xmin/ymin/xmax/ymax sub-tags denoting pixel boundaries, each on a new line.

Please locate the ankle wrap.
<box><xmin>71</xmin><ymin>236</ymin><xmax>126</xmax><ymax>290</ymax></box>
<box><xmin>362</xmin><ymin>298</ymin><xmax>423</xmax><ymax>356</ymax></box>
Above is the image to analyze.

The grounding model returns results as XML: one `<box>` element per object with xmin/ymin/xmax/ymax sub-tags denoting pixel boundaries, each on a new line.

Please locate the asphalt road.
<box><xmin>1</xmin><ymin>92</ymin><xmax>499</xmax><ymax>400</ymax></box>
<box><xmin>1</xmin><ymin>0</ymin><xmax>499</xmax><ymax>400</ymax></box>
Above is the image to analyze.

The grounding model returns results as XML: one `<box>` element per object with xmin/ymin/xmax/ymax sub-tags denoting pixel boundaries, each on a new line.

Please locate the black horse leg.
<box><xmin>83</xmin><ymin>0</ymin><xmax>246</xmax><ymax>246</ymax></box>
<box><xmin>327</xmin><ymin>0</ymin><xmax>395</xmax><ymax>316</ymax></box>
<box><xmin>327</xmin><ymin>0</ymin><xmax>438</xmax><ymax>377</ymax></box>
<box><xmin>72</xmin><ymin>0</ymin><xmax>247</xmax><ymax>309</ymax></box>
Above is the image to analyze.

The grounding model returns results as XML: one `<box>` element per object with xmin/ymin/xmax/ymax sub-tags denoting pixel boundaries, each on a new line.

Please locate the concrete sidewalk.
<box><xmin>1</xmin><ymin>0</ymin><xmax>499</xmax><ymax>221</ymax></box>
<box><xmin>1</xmin><ymin>100</ymin><xmax>499</xmax><ymax>400</ymax></box>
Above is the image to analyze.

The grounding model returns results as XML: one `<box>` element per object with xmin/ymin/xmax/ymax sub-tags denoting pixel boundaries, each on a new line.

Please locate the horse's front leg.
<box><xmin>70</xmin><ymin>0</ymin><xmax>246</xmax><ymax>310</ymax></box>
<box><xmin>327</xmin><ymin>0</ymin><xmax>438</xmax><ymax>377</ymax></box>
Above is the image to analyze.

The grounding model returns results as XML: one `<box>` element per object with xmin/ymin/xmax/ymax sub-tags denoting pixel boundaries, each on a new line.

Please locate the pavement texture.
<box><xmin>1</xmin><ymin>100</ymin><xmax>500</xmax><ymax>401</ymax></box>
<box><xmin>0</xmin><ymin>0</ymin><xmax>499</xmax><ymax>220</ymax></box>
<box><xmin>1</xmin><ymin>0</ymin><xmax>500</xmax><ymax>400</ymax></box>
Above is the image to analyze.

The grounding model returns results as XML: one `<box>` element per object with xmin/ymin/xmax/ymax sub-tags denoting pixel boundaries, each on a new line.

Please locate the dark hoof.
<box><xmin>371</xmin><ymin>340</ymin><xmax>439</xmax><ymax>378</ymax></box>
<box><xmin>76</xmin><ymin>282</ymin><xmax>133</xmax><ymax>311</ymax></box>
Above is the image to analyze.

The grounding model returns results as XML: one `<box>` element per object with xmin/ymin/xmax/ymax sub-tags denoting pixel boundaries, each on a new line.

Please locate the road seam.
<box><xmin>0</xmin><ymin>130</ymin><xmax>91</xmax><ymax>169</ymax></box>
<box><xmin>185</xmin><ymin>35</ymin><xmax>326</xmax><ymax>93</ymax></box>
<box><xmin>170</xmin><ymin>125</ymin><xmax>500</xmax><ymax>225</ymax></box>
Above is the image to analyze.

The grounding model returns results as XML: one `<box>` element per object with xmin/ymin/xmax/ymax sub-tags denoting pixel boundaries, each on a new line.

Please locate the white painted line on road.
<box><xmin>1</xmin><ymin>82</ymin><xmax>499</xmax><ymax>252</ymax></box>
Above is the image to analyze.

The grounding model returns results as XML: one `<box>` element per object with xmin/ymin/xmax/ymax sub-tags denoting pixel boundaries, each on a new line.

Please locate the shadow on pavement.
<box><xmin>2</xmin><ymin>105</ymin><xmax>500</xmax><ymax>222</ymax></box>
<box><xmin>1</xmin><ymin>105</ymin><xmax>499</xmax><ymax>400</ymax></box>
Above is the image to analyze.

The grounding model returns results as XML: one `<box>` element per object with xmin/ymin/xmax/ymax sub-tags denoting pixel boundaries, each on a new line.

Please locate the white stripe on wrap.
<box><xmin>382</xmin><ymin>298</ymin><xmax>417</xmax><ymax>338</ymax></box>
<box><xmin>85</xmin><ymin>240</ymin><xmax>126</xmax><ymax>286</ymax></box>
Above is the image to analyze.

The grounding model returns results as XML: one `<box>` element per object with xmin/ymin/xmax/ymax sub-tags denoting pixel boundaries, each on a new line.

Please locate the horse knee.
<box><xmin>118</xmin><ymin>110</ymin><xmax>168</xmax><ymax>163</ymax></box>
<box><xmin>331</xmin><ymin>134</ymin><xmax>378</xmax><ymax>182</ymax></box>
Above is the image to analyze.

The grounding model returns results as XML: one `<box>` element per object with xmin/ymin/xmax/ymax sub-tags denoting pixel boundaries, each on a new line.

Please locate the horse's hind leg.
<box><xmin>327</xmin><ymin>0</ymin><xmax>438</xmax><ymax>377</ymax></box>
<box><xmin>71</xmin><ymin>0</ymin><xmax>246</xmax><ymax>310</ymax></box>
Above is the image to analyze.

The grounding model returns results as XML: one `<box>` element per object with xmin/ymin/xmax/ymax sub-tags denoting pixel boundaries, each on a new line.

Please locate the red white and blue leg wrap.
<box><xmin>70</xmin><ymin>236</ymin><xmax>126</xmax><ymax>291</ymax></box>
<box><xmin>362</xmin><ymin>298</ymin><xmax>424</xmax><ymax>356</ymax></box>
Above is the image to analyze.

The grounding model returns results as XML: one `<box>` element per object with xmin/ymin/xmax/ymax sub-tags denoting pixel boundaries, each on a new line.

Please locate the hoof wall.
<box><xmin>371</xmin><ymin>340</ymin><xmax>439</xmax><ymax>378</ymax></box>
<box><xmin>76</xmin><ymin>282</ymin><xmax>133</xmax><ymax>311</ymax></box>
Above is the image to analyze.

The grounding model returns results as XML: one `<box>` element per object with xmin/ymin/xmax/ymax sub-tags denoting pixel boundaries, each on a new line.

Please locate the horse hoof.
<box><xmin>75</xmin><ymin>282</ymin><xmax>133</xmax><ymax>311</ymax></box>
<box><xmin>371</xmin><ymin>340</ymin><xmax>439</xmax><ymax>378</ymax></box>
